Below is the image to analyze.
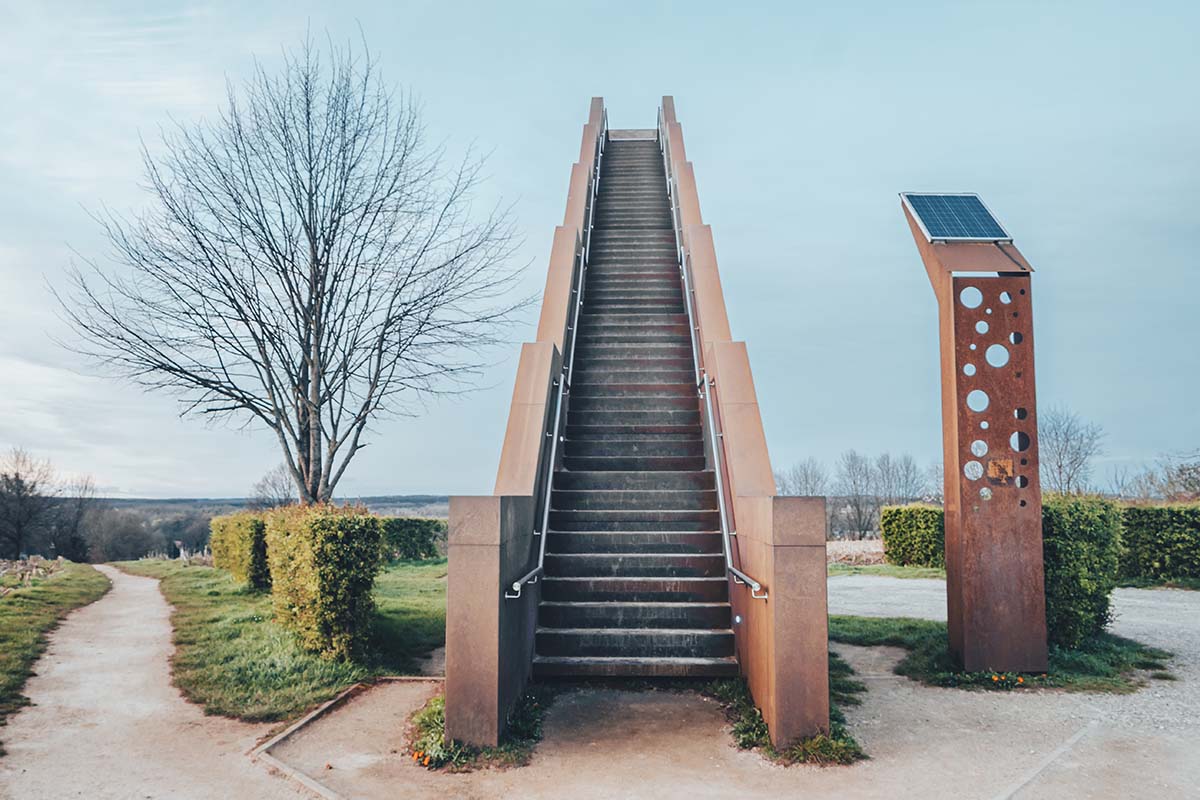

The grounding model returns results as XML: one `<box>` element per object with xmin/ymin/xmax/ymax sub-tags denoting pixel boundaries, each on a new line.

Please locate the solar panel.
<box><xmin>901</xmin><ymin>193</ymin><xmax>1011</xmax><ymax>243</ymax></box>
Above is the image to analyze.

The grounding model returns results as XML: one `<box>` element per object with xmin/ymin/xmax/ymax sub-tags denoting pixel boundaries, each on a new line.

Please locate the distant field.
<box><xmin>100</xmin><ymin>494</ymin><xmax>449</xmax><ymax>519</ymax></box>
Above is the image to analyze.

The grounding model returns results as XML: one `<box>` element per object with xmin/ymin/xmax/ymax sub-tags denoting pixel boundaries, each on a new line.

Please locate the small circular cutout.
<box><xmin>985</xmin><ymin>308</ymin><xmax>993</xmax><ymax>315</ymax></box>
<box><xmin>1014</xmin><ymin>407</ymin><xmax>1028</xmax><ymax>420</ymax></box>
<box><xmin>1010</xmin><ymin>431</ymin><xmax>1031</xmax><ymax>452</ymax></box>
<box><xmin>967</xmin><ymin>389</ymin><xmax>990</xmax><ymax>412</ymax></box>
<box><xmin>964</xmin><ymin>461</ymin><xmax>984</xmax><ymax>481</ymax></box>
<box><xmin>1020</xmin><ymin>499</ymin><xmax>1027</xmax><ymax>507</ymax></box>
<box><xmin>960</xmin><ymin>286</ymin><xmax>983</xmax><ymax>308</ymax></box>
<box><xmin>981</xmin><ymin>421</ymin><xmax>990</xmax><ymax>430</ymax></box>
<box><xmin>969</xmin><ymin>343</ymin><xmax>977</xmax><ymax>351</ymax></box>
<box><xmin>970</xmin><ymin>440</ymin><xmax>988</xmax><ymax>457</ymax></box>
<box><xmin>980</xmin><ymin>487</ymin><xmax>994</xmax><ymax>501</ymax></box>
<box><xmin>1000</xmin><ymin>291</ymin><xmax>1013</xmax><ymax>304</ymax></box>
<box><xmin>986</xmin><ymin>344</ymin><xmax>1010</xmax><ymax>368</ymax></box>
<box><xmin>963</xmin><ymin>363</ymin><xmax>977</xmax><ymax>377</ymax></box>
<box><xmin>975</xmin><ymin>320</ymin><xmax>990</xmax><ymax>335</ymax></box>
<box><xmin>1016</xmin><ymin>475</ymin><xmax>1029</xmax><ymax>489</ymax></box>
<box><xmin>1009</xmin><ymin>331</ymin><xmax>1024</xmax><ymax>345</ymax></box>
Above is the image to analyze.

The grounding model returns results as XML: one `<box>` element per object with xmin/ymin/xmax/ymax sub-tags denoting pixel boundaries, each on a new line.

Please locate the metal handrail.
<box><xmin>657</xmin><ymin>107</ymin><xmax>767</xmax><ymax>601</ymax></box>
<box><xmin>505</xmin><ymin>109</ymin><xmax>608</xmax><ymax>600</ymax></box>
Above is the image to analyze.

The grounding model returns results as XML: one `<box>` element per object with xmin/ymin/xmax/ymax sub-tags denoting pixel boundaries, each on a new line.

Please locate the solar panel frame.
<box><xmin>901</xmin><ymin>192</ymin><xmax>1013</xmax><ymax>243</ymax></box>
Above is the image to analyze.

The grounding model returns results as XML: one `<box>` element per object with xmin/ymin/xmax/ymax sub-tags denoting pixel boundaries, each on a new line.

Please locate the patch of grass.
<box><xmin>0</xmin><ymin>562</ymin><xmax>110</xmax><ymax>755</ymax></box>
<box><xmin>114</xmin><ymin>558</ymin><xmax>446</xmax><ymax>721</ymax></box>
<box><xmin>407</xmin><ymin>687</ymin><xmax>554</xmax><ymax>771</ymax></box>
<box><xmin>1117</xmin><ymin>576</ymin><xmax>1200</xmax><ymax>591</ymax></box>
<box><xmin>827</xmin><ymin>563</ymin><xmax>946</xmax><ymax>580</ymax></box>
<box><xmin>703</xmin><ymin>652</ymin><xmax>868</xmax><ymax>766</ymax></box>
<box><xmin>828</xmin><ymin>614</ymin><xmax>1173</xmax><ymax>692</ymax></box>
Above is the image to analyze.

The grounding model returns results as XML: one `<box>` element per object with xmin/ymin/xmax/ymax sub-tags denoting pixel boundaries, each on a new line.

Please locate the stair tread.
<box><xmin>536</xmin><ymin>626</ymin><xmax>733</xmax><ymax>635</ymax></box>
<box><xmin>533</xmin><ymin>655</ymin><xmax>737</xmax><ymax>664</ymax></box>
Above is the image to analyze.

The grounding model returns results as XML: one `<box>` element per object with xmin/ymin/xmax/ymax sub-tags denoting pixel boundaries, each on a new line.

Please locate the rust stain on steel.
<box><xmin>904</xmin><ymin>204</ymin><xmax>1049</xmax><ymax>674</ymax></box>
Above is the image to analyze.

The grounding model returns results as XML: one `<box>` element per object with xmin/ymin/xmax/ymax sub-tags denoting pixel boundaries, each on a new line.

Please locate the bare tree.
<box><xmin>0</xmin><ymin>449</ymin><xmax>60</xmax><ymax>559</ymax></box>
<box><xmin>59</xmin><ymin>37</ymin><xmax>523</xmax><ymax>505</ymax></box>
<box><xmin>834</xmin><ymin>449</ymin><xmax>878</xmax><ymax>539</ymax></box>
<box><xmin>774</xmin><ymin>457</ymin><xmax>829</xmax><ymax>496</ymax></box>
<box><xmin>49</xmin><ymin>476</ymin><xmax>96</xmax><ymax>561</ymax></box>
<box><xmin>925</xmin><ymin>461</ymin><xmax>945</xmax><ymax>505</ymax></box>
<box><xmin>1039</xmin><ymin>405</ymin><xmax>1105</xmax><ymax>494</ymax></box>
<box><xmin>874</xmin><ymin>452</ymin><xmax>925</xmax><ymax>506</ymax></box>
<box><xmin>250</xmin><ymin>462</ymin><xmax>298</xmax><ymax>509</ymax></box>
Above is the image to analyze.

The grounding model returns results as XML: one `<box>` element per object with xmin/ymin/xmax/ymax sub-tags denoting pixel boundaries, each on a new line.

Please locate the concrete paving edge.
<box><xmin>249</xmin><ymin>676</ymin><xmax>445</xmax><ymax>800</ymax></box>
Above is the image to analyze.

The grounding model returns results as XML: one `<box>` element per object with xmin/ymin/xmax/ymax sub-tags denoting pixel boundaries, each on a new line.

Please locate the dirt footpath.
<box><xmin>0</xmin><ymin>564</ymin><xmax>301</xmax><ymax>800</ymax></box>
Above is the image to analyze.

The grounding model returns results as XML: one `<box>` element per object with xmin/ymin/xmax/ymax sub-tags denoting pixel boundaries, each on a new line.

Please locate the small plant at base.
<box><xmin>407</xmin><ymin>688</ymin><xmax>554</xmax><ymax>771</ymax></box>
<box><xmin>703</xmin><ymin>652</ymin><xmax>868</xmax><ymax>766</ymax></box>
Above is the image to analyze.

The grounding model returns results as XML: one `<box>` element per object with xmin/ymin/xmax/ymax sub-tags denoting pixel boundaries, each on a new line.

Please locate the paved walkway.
<box><xmin>0</xmin><ymin>565</ymin><xmax>302</xmax><ymax>799</ymax></box>
<box><xmin>267</xmin><ymin>578</ymin><xmax>1199</xmax><ymax>799</ymax></box>
<box><xmin>3</xmin><ymin>569</ymin><xmax>1196</xmax><ymax>798</ymax></box>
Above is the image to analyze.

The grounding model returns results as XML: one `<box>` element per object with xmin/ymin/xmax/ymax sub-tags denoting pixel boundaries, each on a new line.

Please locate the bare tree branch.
<box><xmin>56</xmin><ymin>36</ymin><xmax>526</xmax><ymax>503</ymax></box>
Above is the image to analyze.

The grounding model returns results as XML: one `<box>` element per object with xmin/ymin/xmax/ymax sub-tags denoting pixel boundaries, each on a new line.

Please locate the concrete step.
<box><xmin>543</xmin><ymin>553</ymin><xmax>724</xmax><ymax>578</ymax></box>
<box><xmin>576</xmin><ymin>311</ymin><xmax>688</xmax><ymax>325</ymax></box>
<box><xmin>548</xmin><ymin>509</ymin><xmax>720</xmax><ymax>531</ymax></box>
<box><xmin>567</xmin><ymin>395</ymin><xmax>699</xmax><ymax>412</ymax></box>
<box><xmin>562</xmin><ymin>455</ymin><xmax>706</xmax><ymax>471</ymax></box>
<box><xmin>541</xmin><ymin>575</ymin><xmax>728</xmax><ymax>602</ymax></box>
<box><xmin>553</xmin><ymin>471</ymin><xmax>714</xmax><ymax>491</ymax></box>
<box><xmin>562</xmin><ymin>438</ymin><xmax>703</xmax><ymax>458</ymax></box>
<box><xmin>552</xmin><ymin>489</ymin><xmax>716</xmax><ymax>512</ymax></box>
<box><xmin>564</xmin><ymin>426</ymin><xmax>701</xmax><ymax>441</ymax></box>
<box><xmin>536</xmin><ymin>627</ymin><xmax>734</xmax><ymax>659</ymax></box>
<box><xmin>532</xmin><ymin>655</ymin><xmax>738</xmax><ymax>678</ymax></box>
<box><xmin>538</xmin><ymin>601</ymin><xmax>731</xmax><ymax>629</ymax></box>
<box><xmin>571</xmin><ymin>370</ymin><xmax>696</xmax><ymax>385</ymax></box>
<box><xmin>564</xmin><ymin>409</ymin><xmax>700</xmax><ymax>427</ymax></box>
<box><xmin>546</xmin><ymin>530</ymin><xmax>723</xmax><ymax>554</ymax></box>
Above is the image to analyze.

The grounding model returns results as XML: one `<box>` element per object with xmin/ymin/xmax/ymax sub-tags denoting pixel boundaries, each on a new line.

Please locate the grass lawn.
<box><xmin>115</xmin><ymin>558</ymin><xmax>446</xmax><ymax>722</ymax></box>
<box><xmin>827</xmin><ymin>563</ymin><xmax>946</xmax><ymax>580</ymax></box>
<box><xmin>0</xmin><ymin>562</ymin><xmax>111</xmax><ymax>754</ymax></box>
<box><xmin>829</xmin><ymin>614</ymin><xmax>1173</xmax><ymax>692</ymax></box>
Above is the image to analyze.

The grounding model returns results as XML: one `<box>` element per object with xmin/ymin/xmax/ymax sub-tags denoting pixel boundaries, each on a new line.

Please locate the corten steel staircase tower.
<box><xmin>446</xmin><ymin>98</ymin><xmax>829</xmax><ymax>748</ymax></box>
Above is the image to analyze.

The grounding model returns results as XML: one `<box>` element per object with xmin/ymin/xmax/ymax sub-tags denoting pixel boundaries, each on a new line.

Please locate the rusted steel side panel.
<box><xmin>947</xmin><ymin>275</ymin><xmax>1048</xmax><ymax>671</ymax></box>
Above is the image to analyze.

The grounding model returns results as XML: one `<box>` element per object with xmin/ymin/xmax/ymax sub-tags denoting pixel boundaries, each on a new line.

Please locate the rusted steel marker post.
<box><xmin>901</xmin><ymin>193</ymin><xmax>1048</xmax><ymax>673</ymax></box>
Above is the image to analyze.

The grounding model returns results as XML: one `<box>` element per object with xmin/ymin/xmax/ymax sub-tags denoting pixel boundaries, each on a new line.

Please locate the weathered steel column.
<box><xmin>901</xmin><ymin>193</ymin><xmax>1048</xmax><ymax>673</ymax></box>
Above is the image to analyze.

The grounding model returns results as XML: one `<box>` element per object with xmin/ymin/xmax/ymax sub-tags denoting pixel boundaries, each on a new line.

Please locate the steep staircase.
<box><xmin>532</xmin><ymin>136</ymin><xmax>737</xmax><ymax>678</ymax></box>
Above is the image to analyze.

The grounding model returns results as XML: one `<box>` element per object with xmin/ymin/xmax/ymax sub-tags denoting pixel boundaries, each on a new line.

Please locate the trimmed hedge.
<box><xmin>382</xmin><ymin>517</ymin><xmax>446</xmax><ymax>561</ymax></box>
<box><xmin>265</xmin><ymin>506</ymin><xmax>384</xmax><ymax>660</ymax></box>
<box><xmin>1041</xmin><ymin>495</ymin><xmax>1122</xmax><ymax>648</ymax></box>
<box><xmin>880</xmin><ymin>496</ymin><xmax>1123</xmax><ymax>648</ymax></box>
<box><xmin>879</xmin><ymin>505</ymin><xmax>944</xmax><ymax>568</ymax></box>
<box><xmin>209</xmin><ymin>512</ymin><xmax>270</xmax><ymax>591</ymax></box>
<box><xmin>1120</xmin><ymin>504</ymin><xmax>1200</xmax><ymax>581</ymax></box>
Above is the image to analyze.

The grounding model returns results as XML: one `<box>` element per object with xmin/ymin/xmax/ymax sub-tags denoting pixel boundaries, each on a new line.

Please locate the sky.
<box><xmin>0</xmin><ymin>0</ymin><xmax>1197</xmax><ymax>498</ymax></box>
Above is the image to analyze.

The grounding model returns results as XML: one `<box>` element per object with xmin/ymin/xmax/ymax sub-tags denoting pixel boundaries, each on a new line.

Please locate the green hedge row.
<box><xmin>209</xmin><ymin>512</ymin><xmax>270</xmax><ymax>591</ymax></box>
<box><xmin>265</xmin><ymin>506</ymin><xmax>384</xmax><ymax>660</ymax></box>
<box><xmin>382</xmin><ymin>517</ymin><xmax>446</xmax><ymax>561</ymax></box>
<box><xmin>878</xmin><ymin>505</ymin><xmax>944</xmax><ymax>568</ymax></box>
<box><xmin>880</xmin><ymin>497</ymin><xmax>1123</xmax><ymax>648</ymax></box>
<box><xmin>1121</xmin><ymin>504</ymin><xmax>1200</xmax><ymax>580</ymax></box>
<box><xmin>1041</xmin><ymin>496</ymin><xmax>1123</xmax><ymax>647</ymax></box>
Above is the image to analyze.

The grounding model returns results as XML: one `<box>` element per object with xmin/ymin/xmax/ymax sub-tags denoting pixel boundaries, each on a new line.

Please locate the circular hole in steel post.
<box><xmin>967</xmin><ymin>390</ymin><xmax>990</xmax><ymax>413</ymax></box>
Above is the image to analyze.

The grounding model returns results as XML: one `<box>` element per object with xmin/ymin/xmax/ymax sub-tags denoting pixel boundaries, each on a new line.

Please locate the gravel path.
<box><xmin>0</xmin><ymin>565</ymin><xmax>300</xmax><ymax>799</ymax></box>
<box><xmin>266</xmin><ymin>578</ymin><xmax>1198</xmax><ymax>799</ymax></box>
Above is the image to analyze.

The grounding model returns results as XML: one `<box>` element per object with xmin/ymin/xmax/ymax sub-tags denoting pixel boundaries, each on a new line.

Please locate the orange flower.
<box><xmin>423</xmin><ymin>756</ymin><xmax>431</xmax><ymax>766</ymax></box>
<box><xmin>991</xmin><ymin>675</ymin><xmax>998</xmax><ymax>682</ymax></box>
<box><xmin>1017</xmin><ymin>677</ymin><xmax>1024</xmax><ymax>684</ymax></box>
